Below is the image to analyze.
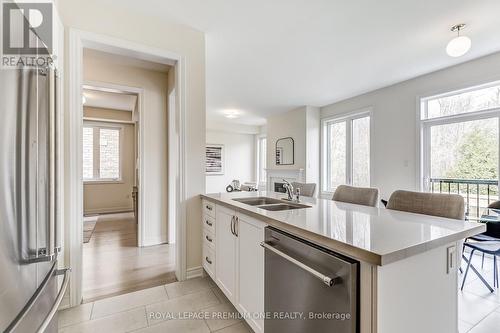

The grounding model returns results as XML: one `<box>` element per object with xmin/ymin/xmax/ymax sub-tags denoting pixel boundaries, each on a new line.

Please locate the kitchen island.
<box><xmin>200</xmin><ymin>191</ymin><xmax>485</xmax><ymax>333</ymax></box>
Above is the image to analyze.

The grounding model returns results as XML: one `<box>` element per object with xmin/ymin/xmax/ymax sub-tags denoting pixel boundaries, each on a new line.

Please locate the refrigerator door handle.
<box><xmin>36</xmin><ymin>267</ymin><xmax>71</xmax><ymax>333</ymax></box>
<box><xmin>47</xmin><ymin>66</ymin><xmax>56</xmax><ymax>258</ymax></box>
<box><xmin>23</xmin><ymin>66</ymin><xmax>58</xmax><ymax>264</ymax></box>
<box><xmin>4</xmin><ymin>264</ymin><xmax>70</xmax><ymax>333</ymax></box>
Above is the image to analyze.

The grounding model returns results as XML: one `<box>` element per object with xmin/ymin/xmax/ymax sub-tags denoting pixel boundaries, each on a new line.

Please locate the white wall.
<box><xmin>321</xmin><ymin>51</ymin><xmax>500</xmax><ymax>200</ymax></box>
<box><xmin>206</xmin><ymin>131</ymin><xmax>256</xmax><ymax>193</ymax></box>
<box><xmin>58</xmin><ymin>0</ymin><xmax>205</xmax><ymax>271</ymax></box>
<box><xmin>266</xmin><ymin>106</ymin><xmax>320</xmax><ymax>185</ymax></box>
<box><xmin>305</xmin><ymin>107</ymin><xmax>320</xmax><ymax>184</ymax></box>
<box><xmin>267</xmin><ymin>107</ymin><xmax>307</xmax><ymax>170</ymax></box>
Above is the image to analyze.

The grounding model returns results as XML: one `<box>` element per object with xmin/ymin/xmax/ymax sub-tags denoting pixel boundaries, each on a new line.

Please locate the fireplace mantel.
<box><xmin>265</xmin><ymin>168</ymin><xmax>305</xmax><ymax>192</ymax></box>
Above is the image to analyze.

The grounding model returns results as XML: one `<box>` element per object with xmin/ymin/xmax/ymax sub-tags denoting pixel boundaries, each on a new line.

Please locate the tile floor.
<box><xmin>60</xmin><ymin>251</ymin><xmax>500</xmax><ymax>333</ymax></box>
<box><xmin>459</xmin><ymin>252</ymin><xmax>500</xmax><ymax>332</ymax></box>
<box><xmin>58</xmin><ymin>276</ymin><xmax>253</xmax><ymax>333</ymax></box>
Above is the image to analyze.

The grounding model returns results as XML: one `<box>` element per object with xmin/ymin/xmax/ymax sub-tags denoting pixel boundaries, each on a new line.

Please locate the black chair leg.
<box><xmin>461</xmin><ymin>250</ymin><xmax>475</xmax><ymax>291</ymax></box>
<box><xmin>460</xmin><ymin>240</ymin><xmax>468</xmax><ymax>273</ymax></box>
<box><xmin>495</xmin><ymin>256</ymin><xmax>498</xmax><ymax>288</ymax></box>
<box><xmin>497</xmin><ymin>256</ymin><xmax>499</xmax><ymax>288</ymax></box>
<box><xmin>482</xmin><ymin>253</ymin><xmax>485</xmax><ymax>269</ymax></box>
<box><xmin>462</xmin><ymin>250</ymin><xmax>494</xmax><ymax>292</ymax></box>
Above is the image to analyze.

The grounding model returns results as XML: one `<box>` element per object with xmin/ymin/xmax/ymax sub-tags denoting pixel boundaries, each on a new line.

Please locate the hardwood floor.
<box><xmin>82</xmin><ymin>212</ymin><xmax>176</xmax><ymax>303</ymax></box>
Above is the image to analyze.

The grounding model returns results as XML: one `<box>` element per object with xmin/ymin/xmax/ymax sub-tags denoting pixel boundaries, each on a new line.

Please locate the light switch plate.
<box><xmin>447</xmin><ymin>246</ymin><xmax>457</xmax><ymax>274</ymax></box>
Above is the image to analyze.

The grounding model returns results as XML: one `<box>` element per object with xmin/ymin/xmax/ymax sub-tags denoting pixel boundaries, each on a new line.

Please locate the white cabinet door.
<box><xmin>237</xmin><ymin>214</ymin><xmax>265</xmax><ymax>333</ymax></box>
<box><xmin>215</xmin><ymin>206</ymin><xmax>237</xmax><ymax>302</ymax></box>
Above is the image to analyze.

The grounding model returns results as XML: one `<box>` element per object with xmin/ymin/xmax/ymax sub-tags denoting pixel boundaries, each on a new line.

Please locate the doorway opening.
<box><xmin>80</xmin><ymin>48</ymin><xmax>176</xmax><ymax>302</ymax></box>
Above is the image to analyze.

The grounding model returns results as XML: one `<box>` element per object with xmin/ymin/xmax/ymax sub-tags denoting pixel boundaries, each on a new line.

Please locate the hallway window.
<box><xmin>83</xmin><ymin>123</ymin><xmax>122</xmax><ymax>182</ymax></box>
<box><xmin>321</xmin><ymin>110</ymin><xmax>371</xmax><ymax>194</ymax></box>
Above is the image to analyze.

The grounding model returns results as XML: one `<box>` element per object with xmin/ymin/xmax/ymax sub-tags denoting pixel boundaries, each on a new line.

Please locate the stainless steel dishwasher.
<box><xmin>262</xmin><ymin>227</ymin><xmax>358</xmax><ymax>333</ymax></box>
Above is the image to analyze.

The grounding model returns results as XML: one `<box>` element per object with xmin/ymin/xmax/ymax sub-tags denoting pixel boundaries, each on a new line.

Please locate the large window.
<box><xmin>420</xmin><ymin>81</ymin><xmax>500</xmax><ymax>219</ymax></box>
<box><xmin>257</xmin><ymin>136</ymin><xmax>267</xmax><ymax>185</ymax></box>
<box><xmin>322</xmin><ymin>111</ymin><xmax>371</xmax><ymax>193</ymax></box>
<box><xmin>83</xmin><ymin>123</ymin><xmax>122</xmax><ymax>182</ymax></box>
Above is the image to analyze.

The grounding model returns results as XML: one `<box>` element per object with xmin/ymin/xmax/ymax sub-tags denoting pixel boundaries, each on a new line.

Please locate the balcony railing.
<box><xmin>429</xmin><ymin>178</ymin><xmax>499</xmax><ymax>221</ymax></box>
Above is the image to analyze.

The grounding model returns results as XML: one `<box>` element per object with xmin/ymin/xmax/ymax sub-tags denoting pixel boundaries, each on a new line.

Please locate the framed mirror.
<box><xmin>275</xmin><ymin>137</ymin><xmax>294</xmax><ymax>165</ymax></box>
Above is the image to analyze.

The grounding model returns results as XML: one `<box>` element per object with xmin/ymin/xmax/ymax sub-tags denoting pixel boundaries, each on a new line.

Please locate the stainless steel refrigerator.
<box><xmin>0</xmin><ymin>63</ymin><xmax>69</xmax><ymax>333</ymax></box>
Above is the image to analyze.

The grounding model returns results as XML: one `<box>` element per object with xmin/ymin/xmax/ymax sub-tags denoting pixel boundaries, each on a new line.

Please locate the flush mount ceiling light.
<box><xmin>446</xmin><ymin>23</ymin><xmax>471</xmax><ymax>57</ymax></box>
<box><xmin>223</xmin><ymin>109</ymin><xmax>240</xmax><ymax>119</ymax></box>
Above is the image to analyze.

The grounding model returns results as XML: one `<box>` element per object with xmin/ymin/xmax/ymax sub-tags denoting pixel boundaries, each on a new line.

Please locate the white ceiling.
<box><xmin>83</xmin><ymin>89</ymin><xmax>138</xmax><ymax>112</ymax></box>
<box><xmin>103</xmin><ymin>0</ymin><xmax>500</xmax><ymax>126</ymax></box>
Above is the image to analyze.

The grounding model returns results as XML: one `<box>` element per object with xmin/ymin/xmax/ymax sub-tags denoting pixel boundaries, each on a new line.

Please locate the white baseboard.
<box><xmin>186</xmin><ymin>266</ymin><xmax>204</xmax><ymax>279</ymax></box>
<box><xmin>142</xmin><ymin>235</ymin><xmax>168</xmax><ymax>247</ymax></box>
<box><xmin>84</xmin><ymin>207</ymin><xmax>133</xmax><ymax>215</ymax></box>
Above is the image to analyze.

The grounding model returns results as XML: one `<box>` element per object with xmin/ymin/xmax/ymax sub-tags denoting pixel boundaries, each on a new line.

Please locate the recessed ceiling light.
<box><xmin>446</xmin><ymin>23</ymin><xmax>471</xmax><ymax>57</ymax></box>
<box><xmin>223</xmin><ymin>109</ymin><xmax>240</xmax><ymax>119</ymax></box>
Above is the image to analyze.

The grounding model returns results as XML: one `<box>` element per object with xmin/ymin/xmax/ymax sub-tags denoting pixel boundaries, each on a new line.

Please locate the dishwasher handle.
<box><xmin>261</xmin><ymin>241</ymin><xmax>336</xmax><ymax>287</ymax></box>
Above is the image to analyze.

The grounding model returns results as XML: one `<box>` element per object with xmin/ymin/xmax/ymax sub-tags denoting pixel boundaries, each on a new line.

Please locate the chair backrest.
<box><xmin>332</xmin><ymin>185</ymin><xmax>379</xmax><ymax>207</ymax></box>
<box><xmin>291</xmin><ymin>182</ymin><xmax>316</xmax><ymax>197</ymax></box>
<box><xmin>386</xmin><ymin>190</ymin><xmax>465</xmax><ymax>220</ymax></box>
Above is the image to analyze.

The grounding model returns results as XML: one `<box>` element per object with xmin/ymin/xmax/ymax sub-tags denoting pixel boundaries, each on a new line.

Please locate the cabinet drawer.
<box><xmin>203</xmin><ymin>228</ymin><xmax>215</xmax><ymax>249</ymax></box>
<box><xmin>203</xmin><ymin>214</ymin><xmax>216</xmax><ymax>234</ymax></box>
<box><xmin>203</xmin><ymin>245</ymin><xmax>215</xmax><ymax>278</ymax></box>
<box><xmin>203</xmin><ymin>200</ymin><xmax>216</xmax><ymax>218</ymax></box>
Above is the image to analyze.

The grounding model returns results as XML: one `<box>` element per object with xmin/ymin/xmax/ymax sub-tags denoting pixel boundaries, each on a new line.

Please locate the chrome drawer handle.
<box><xmin>205</xmin><ymin>256</ymin><xmax>212</xmax><ymax>264</ymax></box>
<box><xmin>260</xmin><ymin>242</ymin><xmax>336</xmax><ymax>287</ymax></box>
<box><xmin>231</xmin><ymin>216</ymin><xmax>238</xmax><ymax>237</ymax></box>
<box><xmin>234</xmin><ymin>216</ymin><xmax>238</xmax><ymax>237</ymax></box>
<box><xmin>205</xmin><ymin>235</ymin><xmax>213</xmax><ymax>242</ymax></box>
<box><xmin>205</xmin><ymin>220</ymin><xmax>213</xmax><ymax>226</ymax></box>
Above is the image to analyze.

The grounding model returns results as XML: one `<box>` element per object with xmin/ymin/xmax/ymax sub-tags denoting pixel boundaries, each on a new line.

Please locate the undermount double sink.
<box><xmin>232</xmin><ymin>197</ymin><xmax>311</xmax><ymax>211</ymax></box>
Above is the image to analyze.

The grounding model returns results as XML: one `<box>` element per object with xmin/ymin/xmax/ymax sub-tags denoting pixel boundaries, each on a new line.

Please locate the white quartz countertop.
<box><xmin>201</xmin><ymin>191</ymin><xmax>486</xmax><ymax>266</ymax></box>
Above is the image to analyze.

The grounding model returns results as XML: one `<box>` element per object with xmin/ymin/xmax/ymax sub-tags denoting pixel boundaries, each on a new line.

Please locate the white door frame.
<box><xmin>68</xmin><ymin>29</ymin><xmax>187</xmax><ymax>306</ymax></box>
<box><xmin>82</xmin><ymin>81</ymin><xmax>145</xmax><ymax>244</ymax></box>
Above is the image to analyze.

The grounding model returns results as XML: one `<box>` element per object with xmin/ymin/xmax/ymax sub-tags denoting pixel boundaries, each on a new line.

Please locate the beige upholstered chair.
<box><xmin>332</xmin><ymin>185</ymin><xmax>379</xmax><ymax>207</ymax></box>
<box><xmin>291</xmin><ymin>182</ymin><xmax>316</xmax><ymax>197</ymax></box>
<box><xmin>386</xmin><ymin>190</ymin><xmax>465</xmax><ymax>220</ymax></box>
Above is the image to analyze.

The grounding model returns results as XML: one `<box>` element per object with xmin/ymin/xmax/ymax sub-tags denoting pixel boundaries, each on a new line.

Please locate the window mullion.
<box><xmin>119</xmin><ymin>128</ymin><xmax>122</xmax><ymax>181</ymax></box>
<box><xmin>93</xmin><ymin>127</ymin><xmax>100</xmax><ymax>179</ymax></box>
<box><xmin>326</xmin><ymin>123</ymin><xmax>332</xmax><ymax>191</ymax></box>
<box><xmin>346</xmin><ymin>118</ymin><xmax>353</xmax><ymax>185</ymax></box>
<box><xmin>422</xmin><ymin>124</ymin><xmax>430</xmax><ymax>191</ymax></box>
<box><xmin>498</xmin><ymin>116</ymin><xmax>500</xmax><ymax>201</ymax></box>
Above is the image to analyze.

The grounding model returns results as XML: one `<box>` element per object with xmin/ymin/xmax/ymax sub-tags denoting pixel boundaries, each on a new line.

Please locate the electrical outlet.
<box><xmin>447</xmin><ymin>246</ymin><xmax>457</xmax><ymax>274</ymax></box>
